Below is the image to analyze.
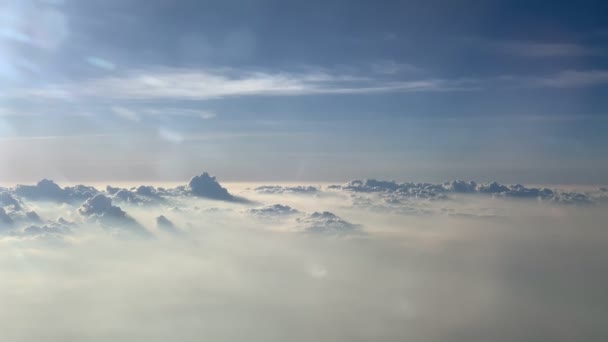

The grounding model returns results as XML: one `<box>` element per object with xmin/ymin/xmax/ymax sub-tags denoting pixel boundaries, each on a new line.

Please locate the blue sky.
<box><xmin>1</xmin><ymin>0</ymin><xmax>607</xmax><ymax>183</ymax></box>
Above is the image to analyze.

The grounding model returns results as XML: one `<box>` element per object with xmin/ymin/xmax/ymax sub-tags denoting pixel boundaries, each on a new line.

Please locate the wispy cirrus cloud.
<box><xmin>5</xmin><ymin>66</ymin><xmax>608</xmax><ymax>105</ymax></box>
<box><xmin>4</xmin><ymin>68</ymin><xmax>470</xmax><ymax>102</ymax></box>
<box><xmin>470</xmin><ymin>36</ymin><xmax>608</xmax><ymax>58</ymax></box>
<box><xmin>533</xmin><ymin>69</ymin><xmax>608</xmax><ymax>87</ymax></box>
<box><xmin>495</xmin><ymin>40</ymin><xmax>607</xmax><ymax>57</ymax></box>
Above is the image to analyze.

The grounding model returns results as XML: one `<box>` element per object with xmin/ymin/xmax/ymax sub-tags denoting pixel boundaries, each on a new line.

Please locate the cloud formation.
<box><xmin>14</xmin><ymin>179</ymin><xmax>99</xmax><ymax>203</ymax></box>
<box><xmin>78</xmin><ymin>194</ymin><xmax>150</xmax><ymax>237</ymax></box>
<box><xmin>0</xmin><ymin>173</ymin><xmax>607</xmax><ymax>341</ymax></box>
<box><xmin>330</xmin><ymin>179</ymin><xmax>598</xmax><ymax>205</ymax></box>
<box><xmin>254</xmin><ymin>185</ymin><xmax>319</xmax><ymax>195</ymax></box>
<box><xmin>0</xmin><ymin>192</ymin><xmax>21</xmax><ymax>211</ymax></box>
<box><xmin>156</xmin><ymin>215</ymin><xmax>178</xmax><ymax>234</ymax></box>
<box><xmin>108</xmin><ymin>185</ymin><xmax>167</xmax><ymax>205</ymax></box>
<box><xmin>247</xmin><ymin>204</ymin><xmax>300</xmax><ymax>217</ymax></box>
<box><xmin>0</xmin><ymin>208</ymin><xmax>13</xmax><ymax>227</ymax></box>
<box><xmin>7</xmin><ymin>68</ymin><xmax>458</xmax><ymax>102</ymax></box>
<box><xmin>187</xmin><ymin>172</ymin><xmax>236</xmax><ymax>201</ymax></box>
<box><xmin>296</xmin><ymin>211</ymin><xmax>360</xmax><ymax>234</ymax></box>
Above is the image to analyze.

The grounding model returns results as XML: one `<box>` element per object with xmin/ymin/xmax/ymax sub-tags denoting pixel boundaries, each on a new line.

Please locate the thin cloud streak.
<box><xmin>471</xmin><ymin>36</ymin><xmax>608</xmax><ymax>58</ymax></box>
<box><xmin>5</xmin><ymin>67</ymin><xmax>608</xmax><ymax>104</ymax></box>
<box><xmin>4</xmin><ymin>68</ymin><xmax>473</xmax><ymax>102</ymax></box>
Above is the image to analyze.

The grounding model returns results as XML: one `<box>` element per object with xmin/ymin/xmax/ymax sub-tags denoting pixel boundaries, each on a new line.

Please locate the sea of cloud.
<box><xmin>0</xmin><ymin>173</ymin><xmax>607</xmax><ymax>341</ymax></box>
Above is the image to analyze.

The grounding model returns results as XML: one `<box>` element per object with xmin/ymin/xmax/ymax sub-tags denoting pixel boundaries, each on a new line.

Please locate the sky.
<box><xmin>2</xmin><ymin>3</ymin><xmax>608</xmax><ymax>339</ymax></box>
<box><xmin>1</xmin><ymin>0</ymin><xmax>608</xmax><ymax>183</ymax></box>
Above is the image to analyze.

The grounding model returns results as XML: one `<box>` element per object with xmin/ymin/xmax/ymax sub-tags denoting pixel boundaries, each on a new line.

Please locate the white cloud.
<box><xmin>5</xmin><ymin>66</ymin><xmax>608</xmax><ymax>105</ymax></box>
<box><xmin>111</xmin><ymin>106</ymin><xmax>141</xmax><ymax>122</ymax></box>
<box><xmin>0</xmin><ymin>175</ymin><xmax>607</xmax><ymax>340</ymax></box>
<box><xmin>254</xmin><ymin>185</ymin><xmax>319</xmax><ymax>195</ymax></box>
<box><xmin>86</xmin><ymin>56</ymin><xmax>116</xmax><ymax>71</ymax></box>
<box><xmin>4</xmin><ymin>68</ymin><xmax>465</xmax><ymax>102</ymax></box>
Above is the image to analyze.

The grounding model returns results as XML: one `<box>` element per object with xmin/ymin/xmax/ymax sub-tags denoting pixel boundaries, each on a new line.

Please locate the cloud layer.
<box><xmin>1</xmin><ymin>172</ymin><xmax>607</xmax><ymax>341</ymax></box>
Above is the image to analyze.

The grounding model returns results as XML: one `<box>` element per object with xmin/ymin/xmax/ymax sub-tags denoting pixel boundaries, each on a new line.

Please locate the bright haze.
<box><xmin>1</xmin><ymin>1</ymin><xmax>608</xmax><ymax>341</ymax></box>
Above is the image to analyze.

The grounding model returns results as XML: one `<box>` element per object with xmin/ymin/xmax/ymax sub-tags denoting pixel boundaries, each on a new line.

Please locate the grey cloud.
<box><xmin>79</xmin><ymin>194</ymin><xmax>126</xmax><ymax>218</ymax></box>
<box><xmin>0</xmin><ymin>192</ymin><xmax>22</xmax><ymax>211</ymax></box>
<box><xmin>442</xmin><ymin>180</ymin><xmax>478</xmax><ymax>193</ymax></box>
<box><xmin>108</xmin><ymin>185</ymin><xmax>167</xmax><ymax>205</ymax></box>
<box><xmin>330</xmin><ymin>179</ymin><xmax>446</xmax><ymax>200</ymax></box>
<box><xmin>489</xmin><ymin>39</ymin><xmax>606</xmax><ymax>58</ymax></box>
<box><xmin>22</xmin><ymin>222</ymin><xmax>73</xmax><ymax>237</ymax></box>
<box><xmin>13</xmin><ymin>179</ymin><xmax>99</xmax><ymax>203</ymax></box>
<box><xmin>476</xmin><ymin>182</ymin><xmax>594</xmax><ymax>204</ymax></box>
<box><xmin>8</xmin><ymin>217</ymin><xmax>77</xmax><ymax>241</ymax></box>
<box><xmin>26</xmin><ymin>210</ymin><xmax>42</xmax><ymax>223</ymax></box>
<box><xmin>0</xmin><ymin>208</ymin><xmax>14</xmax><ymax>227</ymax></box>
<box><xmin>79</xmin><ymin>194</ymin><xmax>150</xmax><ymax>237</ymax></box>
<box><xmin>112</xmin><ymin>188</ymin><xmax>142</xmax><ymax>204</ymax></box>
<box><xmin>254</xmin><ymin>185</ymin><xmax>318</xmax><ymax>195</ymax></box>
<box><xmin>297</xmin><ymin>211</ymin><xmax>360</xmax><ymax>234</ymax></box>
<box><xmin>247</xmin><ymin>204</ymin><xmax>300</xmax><ymax>217</ymax></box>
<box><xmin>332</xmin><ymin>179</ymin><xmax>597</xmax><ymax>205</ymax></box>
<box><xmin>187</xmin><ymin>172</ymin><xmax>238</xmax><ymax>201</ymax></box>
<box><xmin>156</xmin><ymin>215</ymin><xmax>178</xmax><ymax>234</ymax></box>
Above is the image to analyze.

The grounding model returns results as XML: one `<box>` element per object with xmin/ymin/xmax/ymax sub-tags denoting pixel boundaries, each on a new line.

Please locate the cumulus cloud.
<box><xmin>187</xmin><ymin>172</ymin><xmax>238</xmax><ymax>201</ymax></box>
<box><xmin>0</xmin><ymin>174</ymin><xmax>607</xmax><ymax>341</ymax></box>
<box><xmin>13</xmin><ymin>179</ymin><xmax>99</xmax><ymax>203</ymax></box>
<box><xmin>0</xmin><ymin>208</ymin><xmax>13</xmax><ymax>227</ymax></box>
<box><xmin>0</xmin><ymin>191</ymin><xmax>22</xmax><ymax>211</ymax></box>
<box><xmin>108</xmin><ymin>185</ymin><xmax>167</xmax><ymax>205</ymax></box>
<box><xmin>296</xmin><ymin>211</ymin><xmax>360</xmax><ymax>234</ymax></box>
<box><xmin>330</xmin><ymin>179</ymin><xmax>447</xmax><ymax>200</ymax></box>
<box><xmin>254</xmin><ymin>185</ymin><xmax>318</xmax><ymax>195</ymax></box>
<box><xmin>247</xmin><ymin>204</ymin><xmax>300</xmax><ymax>217</ymax></box>
<box><xmin>20</xmin><ymin>219</ymin><xmax>73</xmax><ymax>238</ymax></box>
<box><xmin>331</xmin><ymin>178</ymin><xmax>597</xmax><ymax>205</ymax></box>
<box><xmin>156</xmin><ymin>215</ymin><xmax>178</xmax><ymax>234</ymax></box>
<box><xmin>25</xmin><ymin>210</ymin><xmax>41</xmax><ymax>222</ymax></box>
<box><xmin>78</xmin><ymin>194</ymin><xmax>150</xmax><ymax>237</ymax></box>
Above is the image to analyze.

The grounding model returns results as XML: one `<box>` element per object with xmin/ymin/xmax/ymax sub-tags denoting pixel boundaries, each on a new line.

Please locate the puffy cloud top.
<box><xmin>156</xmin><ymin>215</ymin><xmax>173</xmax><ymax>227</ymax></box>
<box><xmin>443</xmin><ymin>180</ymin><xmax>478</xmax><ymax>193</ymax></box>
<box><xmin>248</xmin><ymin>204</ymin><xmax>300</xmax><ymax>217</ymax></box>
<box><xmin>109</xmin><ymin>185</ymin><xmax>167</xmax><ymax>204</ymax></box>
<box><xmin>254</xmin><ymin>185</ymin><xmax>318</xmax><ymax>194</ymax></box>
<box><xmin>156</xmin><ymin>215</ymin><xmax>178</xmax><ymax>234</ymax></box>
<box><xmin>0</xmin><ymin>208</ymin><xmax>13</xmax><ymax>227</ymax></box>
<box><xmin>332</xmin><ymin>179</ymin><xmax>597</xmax><ymax>204</ymax></box>
<box><xmin>0</xmin><ymin>192</ymin><xmax>22</xmax><ymax>211</ymax></box>
<box><xmin>477</xmin><ymin>181</ymin><xmax>510</xmax><ymax>194</ymax></box>
<box><xmin>14</xmin><ymin>180</ymin><xmax>99</xmax><ymax>203</ymax></box>
<box><xmin>331</xmin><ymin>179</ymin><xmax>446</xmax><ymax>200</ymax></box>
<box><xmin>297</xmin><ymin>211</ymin><xmax>359</xmax><ymax>234</ymax></box>
<box><xmin>78</xmin><ymin>194</ymin><xmax>150</xmax><ymax>236</ymax></box>
<box><xmin>187</xmin><ymin>172</ymin><xmax>235</xmax><ymax>201</ymax></box>
<box><xmin>113</xmin><ymin>189</ymin><xmax>142</xmax><ymax>203</ymax></box>
<box><xmin>79</xmin><ymin>194</ymin><xmax>127</xmax><ymax>218</ymax></box>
